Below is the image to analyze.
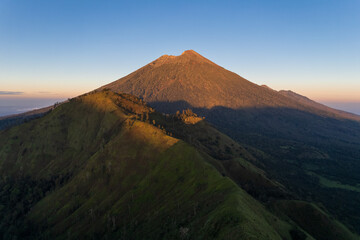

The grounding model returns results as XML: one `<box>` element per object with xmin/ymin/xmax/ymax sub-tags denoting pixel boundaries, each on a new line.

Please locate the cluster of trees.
<box><xmin>0</xmin><ymin>174</ymin><xmax>71</xmax><ymax>239</ymax></box>
<box><xmin>0</xmin><ymin>177</ymin><xmax>52</xmax><ymax>238</ymax></box>
<box><xmin>175</xmin><ymin>109</ymin><xmax>198</xmax><ymax>119</ymax></box>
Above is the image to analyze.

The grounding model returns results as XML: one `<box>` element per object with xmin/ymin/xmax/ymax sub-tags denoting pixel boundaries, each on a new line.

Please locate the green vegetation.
<box><xmin>271</xmin><ymin>200</ymin><xmax>359</xmax><ymax>240</ymax></box>
<box><xmin>0</xmin><ymin>90</ymin><xmax>358</xmax><ymax>239</ymax></box>
<box><xmin>307</xmin><ymin>171</ymin><xmax>360</xmax><ymax>193</ymax></box>
<box><xmin>0</xmin><ymin>90</ymin><xmax>294</xmax><ymax>239</ymax></box>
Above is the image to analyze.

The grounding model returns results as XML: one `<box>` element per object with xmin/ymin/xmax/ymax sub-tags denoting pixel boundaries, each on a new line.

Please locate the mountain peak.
<box><xmin>180</xmin><ymin>50</ymin><xmax>212</xmax><ymax>63</ymax></box>
<box><xmin>181</xmin><ymin>49</ymin><xmax>200</xmax><ymax>56</ymax></box>
<box><xmin>150</xmin><ymin>50</ymin><xmax>214</xmax><ymax>67</ymax></box>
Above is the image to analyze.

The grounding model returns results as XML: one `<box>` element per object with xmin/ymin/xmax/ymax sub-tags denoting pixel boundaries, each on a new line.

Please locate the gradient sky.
<box><xmin>1</xmin><ymin>0</ymin><xmax>359</xmax><ymax>103</ymax></box>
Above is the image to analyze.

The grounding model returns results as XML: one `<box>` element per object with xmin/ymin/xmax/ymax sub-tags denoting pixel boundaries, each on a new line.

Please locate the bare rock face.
<box><xmin>101</xmin><ymin>50</ymin><xmax>293</xmax><ymax>109</ymax></box>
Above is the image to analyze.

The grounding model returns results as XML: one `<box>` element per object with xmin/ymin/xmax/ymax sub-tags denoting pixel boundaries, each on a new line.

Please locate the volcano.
<box><xmin>101</xmin><ymin>50</ymin><xmax>360</xmax><ymax>234</ymax></box>
<box><xmin>101</xmin><ymin>50</ymin><xmax>359</xmax><ymax>121</ymax></box>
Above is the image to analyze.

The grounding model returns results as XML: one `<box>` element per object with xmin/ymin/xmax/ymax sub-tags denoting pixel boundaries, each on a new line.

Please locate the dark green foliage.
<box><xmin>0</xmin><ymin>176</ymin><xmax>67</xmax><ymax>239</ymax></box>
<box><xmin>0</xmin><ymin>90</ymin><xmax>358</xmax><ymax>239</ymax></box>
<box><xmin>272</xmin><ymin>200</ymin><xmax>357</xmax><ymax>240</ymax></box>
<box><xmin>289</xmin><ymin>229</ymin><xmax>306</xmax><ymax>240</ymax></box>
<box><xmin>148</xmin><ymin>101</ymin><xmax>360</xmax><ymax>235</ymax></box>
<box><xmin>201</xmin><ymin>106</ymin><xmax>360</xmax><ymax>233</ymax></box>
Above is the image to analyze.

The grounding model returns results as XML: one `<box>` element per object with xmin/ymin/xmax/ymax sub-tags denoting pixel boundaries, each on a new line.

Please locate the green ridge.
<box><xmin>0</xmin><ymin>90</ymin><xmax>357</xmax><ymax>239</ymax></box>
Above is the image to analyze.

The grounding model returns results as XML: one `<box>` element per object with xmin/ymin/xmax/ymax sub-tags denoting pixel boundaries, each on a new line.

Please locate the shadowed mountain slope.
<box><xmin>278</xmin><ymin>90</ymin><xmax>359</xmax><ymax>121</ymax></box>
<box><xmin>1</xmin><ymin>90</ymin><xmax>357</xmax><ymax>239</ymax></box>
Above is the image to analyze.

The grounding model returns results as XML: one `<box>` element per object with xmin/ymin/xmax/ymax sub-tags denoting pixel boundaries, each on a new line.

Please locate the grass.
<box><xmin>0</xmin><ymin>90</ymin><xmax>296</xmax><ymax>239</ymax></box>
<box><xmin>272</xmin><ymin>200</ymin><xmax>359</xmax><ymax>240</ymax></box>
<box><xmin>0</xmin><ymin>90</ymin><xmax>358</xmax><ymax>239</ymax></box>
<box><xmin>307</xmin><ymin>171</ymin><xmax>360</xmax><ymax>193</ymax></box>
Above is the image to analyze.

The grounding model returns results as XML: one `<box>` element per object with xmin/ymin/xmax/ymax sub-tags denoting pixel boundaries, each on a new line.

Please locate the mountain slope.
<box><xmin>101</xmin><ymin>50</ymin><xmax>360</xmax><ymax>121</ymax></box>
<box><xmin>0</xmin><ymin>90</ymin><xmax>312</xmax><ymax>240</ymax></box>
<box><xmin>99</xmin><ymin>50</ymin><xmax>360</xmax><ymax>234</ymax></box>
<box><xmin>278</xmin><ymin>90</ymin><xmax>359</xmax><ymax>120</ymax></box>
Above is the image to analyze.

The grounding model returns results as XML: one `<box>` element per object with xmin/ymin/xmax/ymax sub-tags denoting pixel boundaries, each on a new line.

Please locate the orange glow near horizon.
<box><xmin>0</xmin><ymin>91</ymin><xmax>79</xmax><ymax>99</ymax></box>
<box><xmin>1</xmin><ymin>86</ymin><xmax>360</xmax><ymax>103</ymax></box>
<box><xmin>297</xmin><ymin>89</ymin><xmax>360</xmax><ymax>102</ymax></box>
<box><xmin>268</xmin><ymin>84</ymin><xmax>360</xmax><ymax>102</ymax></box>
<box><xmin>0</xmin><ymin>86</ymin><xmax>92</xmax><ymax>99</ymax></box>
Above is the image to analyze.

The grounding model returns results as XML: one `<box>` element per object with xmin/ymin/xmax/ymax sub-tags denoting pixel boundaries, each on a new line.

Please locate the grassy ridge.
<box><xmin>0</xmin><ymin>91</ymin><xmax>295</xmax><ymax>239</ymax></box>
<box><xmin>271</xmin><ymin>200</ymin><xmax>358</xmax><ymax>240</ymax></box>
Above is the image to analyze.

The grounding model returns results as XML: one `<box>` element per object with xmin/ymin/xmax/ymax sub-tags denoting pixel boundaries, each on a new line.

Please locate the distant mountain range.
<box><xmin>0</xmin><ymin>50</ymin><xmax>359</xmax><ymax>239</ymax></box>
<box><xmin>320</xmin><ymin>101</ymin><xmax>360</xmax><ymax>116</ymax></box>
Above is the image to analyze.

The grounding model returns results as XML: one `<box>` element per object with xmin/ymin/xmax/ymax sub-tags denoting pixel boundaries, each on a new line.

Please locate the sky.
<box><xmin>0</xmin><ymin>0</ymin><xmax>359</xmax><ymax>115</ymax></box>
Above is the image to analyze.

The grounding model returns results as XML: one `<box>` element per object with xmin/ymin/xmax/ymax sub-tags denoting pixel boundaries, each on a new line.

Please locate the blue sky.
<box><xmin>1</xmin><ymin>0</ymin><xmax>359</xmax><ymax>103</ymax></box>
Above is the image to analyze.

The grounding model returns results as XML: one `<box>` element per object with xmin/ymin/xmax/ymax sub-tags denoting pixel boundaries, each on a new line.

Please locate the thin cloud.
<box><xmin>0</xmin><ymin>91</ymin><xmax>24</xmax><ymax>95</ymax></box>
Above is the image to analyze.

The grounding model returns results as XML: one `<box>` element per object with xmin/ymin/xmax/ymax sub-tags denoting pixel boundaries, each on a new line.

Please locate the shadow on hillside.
<box><xmin>151</xmin><ymin>100</ymin><xmax>360</xmax><ymax>144</ymax></box>
<box><xmin>150</xmin><ymin>100</ymin><xmax>360</xmax><ymax>234</ymax></box>
<box><xmin>151</xmin><ymin>100</ymin><xmax>360</xmax><ymax>178</ymax></box>
<box><xmin>1</xmin><ymin>94</ymin><xmax>360</xmax><ymax>235</ymax></box>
